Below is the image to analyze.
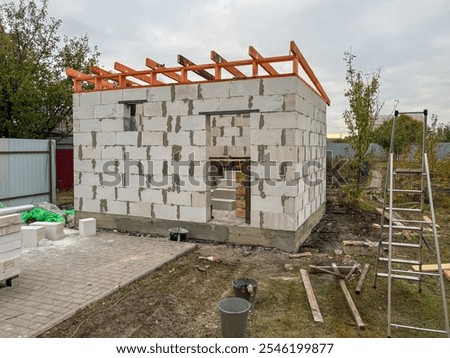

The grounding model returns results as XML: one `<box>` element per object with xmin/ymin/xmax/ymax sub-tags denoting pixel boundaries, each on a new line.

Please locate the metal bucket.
<box><xmin>218</xmin><ymin>297</ymin><xmax>251</xmax><ymax>338</ymax></box>
<box><xmin>232</xmin><ymin>278</ymin><xmax>258</xmax><ymax>306</ymax></box>
<box><xmin>168</xmin><ymin>228</ymin><xmax>188</xmax><ymax>242</ymax></box>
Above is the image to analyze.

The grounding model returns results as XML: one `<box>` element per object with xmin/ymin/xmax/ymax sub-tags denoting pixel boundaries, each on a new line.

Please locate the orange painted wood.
<box><xmin>114</xmin><ymin>62</ymin><xmax>163</xmax><ymax>85</ymax></box>
<box><xmin>90</xmin><ymin>66</ymin><xmax>138</xmax><ymax>87</ymax></box>
<box><xmin>145</xmin><ymin>57</ymin><xmax>185</xmax><ymax>83</ymax></box>
<box><xmin>210</xmin><ymin>51</ymin><xmax>246</xmax><ymax>78</ymax></box>
<box><xmin>290</xmin><ymin>41</ymin><xmax>330</xmax><ymax>105</ymax></box>
<box><xmin>177</xmin><ymin>54</ymin><xmax>215</xmax><ymax>81</ymax></box>
<box><xmin>248</xmin><ymin>46</ymin><xmax>278</xmax><ymax>76</ymax></box>
<box><xmin>66</xmin><ymin>68</ymin><xmax>114</xmax><ymax>89</ymax></box>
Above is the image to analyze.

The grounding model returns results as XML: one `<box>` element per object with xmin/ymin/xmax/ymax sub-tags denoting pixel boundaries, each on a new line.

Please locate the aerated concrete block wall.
<box><xmin>73</xmin><ymin>75</ymin><xmax>326</xmax><ymax>249</ymax></box>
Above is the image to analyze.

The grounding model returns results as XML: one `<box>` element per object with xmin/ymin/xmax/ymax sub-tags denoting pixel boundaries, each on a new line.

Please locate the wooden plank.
<box><xmin>210</xmin><ymin>50</ymin><xmax>246</xmax><ymax>78</ymax></box>
<box><xmin>345</xmin><ymin>264</ymin><xmax>360</xmax><ymax>280</ymax></box>
<box><xmin>308</xmin><ymin>265</ymin><xmax>354</xmax><ymax>275</ymax></box>
<box><xmin>66</xmin><ymin>68</ymin><xmax>114</xmax><ymax>89</ymax></box>
<box><xmin>248</xmin><ymin>46</ymin><xmax>278</xmax><ymax>76</ymax></box>
<box><xmin>177</xmin><ymin>55</ymin><xmax>215</xmax><ymax>81</ymax></box>
<box><xmin>300</xmin><ymin>269</ymin><xmax>324</xmax><ymax>323</ymax></box>
<box><xmin>308</xmin><ymin>265</ymin><xmax>346</xmax><ymax>279</ymax></box>
<box><xmin>289</xmin><ymin>41</ymin><xmax>330</xmax><ymax>106</ymax></box>
<box><xmin>90</xmin><ymin>66</ymin><xmax>138</xmax><ymax>87</ymax></box>
<box><xmin>145</xmin><ymin>57</ymin><xmax>185</xmax><ymax>83</ymax></box>
<box><xmin>355</xmin><ymin>264</ymin><xmax>370</xmax><ymax>295</ymax></box>
<box><xmin>411</xmin><ymin>263</ymin><xmax>450</xmax><ymax>272</ymax></box>
<box><xmin>235</xmin><ymin>208</ymin><xmax>246</xmax><ymax>218</ymax></box>
<box><xmin>289</xmin><ymin>252</ymin><xmax>312</xmax><ymax>259</ymax></box>
<box><xmin>114</xmin><ymin>62</ymin><xmax>163</xmax><ymax>85</ymax></box>
<box><xmin>332</xmin><ymin>263</ymin><xmax>365</xmax><ymax>329</ymax></box>
<box><xmin>444</xmin><ymin>270</ymin><xmax>450</xmax><ymax>281</ymax></box>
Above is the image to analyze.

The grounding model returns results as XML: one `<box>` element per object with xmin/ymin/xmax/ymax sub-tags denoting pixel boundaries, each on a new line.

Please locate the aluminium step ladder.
<box><xmin>373</xmin><ymin>109</ymin><xmax>450</xmax><ymax>337</ymax></box>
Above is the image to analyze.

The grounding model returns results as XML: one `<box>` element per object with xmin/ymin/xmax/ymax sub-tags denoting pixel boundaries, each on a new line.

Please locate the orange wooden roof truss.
<box><xmin>67</xmin><ymin>41</ymin><xmax>330</xmax><ymax>105</ymax></box>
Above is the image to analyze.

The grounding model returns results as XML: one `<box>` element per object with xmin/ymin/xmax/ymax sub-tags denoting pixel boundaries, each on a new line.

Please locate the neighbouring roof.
<box><xmin>66</xmin><ymin>41</ymin><xmax>330</xmax><ymax>106</ymax></box>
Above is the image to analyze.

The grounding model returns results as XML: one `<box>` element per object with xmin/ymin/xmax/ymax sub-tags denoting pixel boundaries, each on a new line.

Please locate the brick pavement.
<box><xmin>0</xmin><ymin>230</ymin><xmax>196</xmax><ymax>337</ymax></box>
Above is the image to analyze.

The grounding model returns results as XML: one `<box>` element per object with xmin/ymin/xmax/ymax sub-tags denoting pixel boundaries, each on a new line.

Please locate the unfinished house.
<box><xmin>68</xmin><ymin>41</ymin><xmax>330</xmax><ymax>251</ymax></box>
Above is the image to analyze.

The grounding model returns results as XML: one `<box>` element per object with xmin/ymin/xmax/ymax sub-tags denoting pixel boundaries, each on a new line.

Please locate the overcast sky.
<box><xmin>45</xmin><ymin>0</ymin><xmax>450</xmax><ymax>135</ymax></box>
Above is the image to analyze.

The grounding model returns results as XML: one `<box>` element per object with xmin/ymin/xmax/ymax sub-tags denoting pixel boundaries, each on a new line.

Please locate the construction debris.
<box><xmin>300</xmin><ymin>269</ymin><xmax>323</xmax><ymax>323</ymax></box>
<box><xmin>308</xmin><ymin>265</ymin><xmax>355</xmax><ymax>276</ymax></box>
<box><xmin>444</xmin><ymin>271</ymin><xmax>450</xmax><ymax>281</ymax></box>
<box><xmin>355</xmin><ymin>264</ymin><xmax>370</xmax><ymax>295</ymax></box>
<box><xmin>308</xmin><ymin>265</ymin><xmax>346</xmax><ymax>279</ymax></box>
<box><xmin>331</xmin><ymin>264</ymin><xmax>365</xmax><ymax>329</ymax></box>
<box><xmin>289</xmin><ymin>252</ymin><xmax>312</xmax><ymax>259</ymax></box>
<box><xmin>343</xmin><ymin>240</ymin><xmax>378</xmax><ymax>256</ymax></box>
<box><xmin>411</xmin><ymin>263</ymin><xmax>450</xmax><ymax>272</ymax></box>
<box><xmin>199</xmin><ymin>256</ymin><xmax>222</xmax><ymax>263</ymax></box>
<box><xmin>284</xmin><ymin>264</ymin><xmax>294</xmax><ymax>272</ymax></box>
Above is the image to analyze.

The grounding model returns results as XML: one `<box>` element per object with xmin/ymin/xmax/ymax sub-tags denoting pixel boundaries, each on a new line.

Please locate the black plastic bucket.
<box><xmin>232</xmin><ymin>278</ymin><xmax>258</xmax><ymax>306</ymax></box>
<box><xmin>169</xmin><ymin>228</ymin><xmax>188</xmax><ymax>242</ymax></box>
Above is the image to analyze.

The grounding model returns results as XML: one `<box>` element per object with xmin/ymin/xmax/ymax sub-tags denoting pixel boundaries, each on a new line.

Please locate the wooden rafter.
<box><xmin>145</xmin><ymin>57</ymin><xmax>186</xmax><ymax>83</ymax></box>
<box><xmin>210</xmin><ymin>51</ymin><xmax>246</xmax><ymax>78</ymax></box>
<box><xmin>248</xmin><ymin>46</ymin><xmax>278</xmax><ymax>76</ymax></box>
<box><xmin>66</xmin><ymin>68</ymin><xmax>114</xmax><ymax>89</ymax></box>
<box><xmin>177</xmin><ymin>54</ymin><xmax>215</xmax><ymax>81</ymax></box>
<box><xmin>290</xmin><ymin>41</ymin><xmax>330</xmax><ymax>105</ymax></box>
<box><xmin>90</xmin><ymin>66</ymin><xmax>138</xmax><ymax>87</ymax></box>
<box><xmin>114</xmin><ymin>62</ymin><xmax>163</xmax><ymax>85</ymax></box>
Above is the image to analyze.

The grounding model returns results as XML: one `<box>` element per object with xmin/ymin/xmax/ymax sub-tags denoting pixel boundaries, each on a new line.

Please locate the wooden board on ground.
<box><xmin>444</xmin><ymin>270</ymin><xmax>450</xmax><ymax>281</ymax></box>
<box><xmin>289</xmin><ymin>252</ymin><xmax>312</xmax><ymax>259</ymax></box>
<box><xmin>332</xmin><ymin>263</ymin><xmax>365</xmax><ymax>329</ymax></box>
<box><xmin>355</xmin><ymin>264</ymin><xmax>370</xmax><ymax>295</ymax></box>
<box><xmin>411</xmin><ymin>263</ymin><xmax>450</xmax><ymax>272</ymax></box>
<box><xmin>300</xmin><ymin>269</ymin><xmax>323</xmax><ymax>323</ymax></box>
<box><xmin>308</xmin><ymin>265</ymin><xmax>354</xmax><ymax>275</ymax></box>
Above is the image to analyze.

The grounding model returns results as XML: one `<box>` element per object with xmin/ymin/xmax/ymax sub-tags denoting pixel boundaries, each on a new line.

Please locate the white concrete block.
<box><xmin>143</xmin><ymin>117</ymin><xmax>169</xmax><ymax>131</ymax></box>
<box><xmin>74</xmin><ymin>184</ymin><xmax>95</xmax><ymax>199</ymax></box>
<box><xmin>166</xmin><ymin>190</ymin><xmax>192</xmax><ymax>206</ymax></box>
<box><xmin>30</xmin><ymin>222</ymin><xmax>64</xmax><ymax>241</ymax></box>
<box><xmin>222</xmin><ymin>126</ymin><xmax>241</xmax><ymax>137</ymax></box>
<box><xmin>192</xmin><ymin>131</ymin><xmax>206</xmax><ymax>146</ymax></box>
<box><xmin>143</xmin><ymin>102</ymin><xmax>163</xmax><ymax>117</ymax></box>
<box><xmin>123</xmin><ymin>88</ymin><xmax>148</xmax><ymax>101</ymax></box>
<box><xmin>175</xmin><ymin>84</ymin><xmax>198</xmax><ymax>100</ymax></box>
<box><xmin>73</xmin><ymin>105</ymin><xmax>94</xmax><ymax>120</ymax></box>
<box><xmin>101</xmin><ymin>89</ymin><xmax>123</xmax><ymax>104</ymax></box>
<box><xmin>129</xmin><ymin>202</ymin><xmax>152</xmax><ymax>217</ymax></box>
<box><xmin>165</xmin><ymin>100</ymin><xmax>190</xmax><ymax>116</ymax></box>
<box><xmin>141</xmin><ymin>131</ymin><xmax>164</xmax><ymax>146</ymax></box>
<box><xmin>191</xmin><ymin>191</ymin><xmax>209</xmax><ymax>207</ymax></box>
<box><xmin>102</xmin><ymin>145</ymin><xmax>123</xmax><ymax>160</ymax></box>
<box><xmin>251</xmin><ymin>195</ymin><xmax>284</xmax><ymax>213</ymax></box>
<box><xmin>80</xmin><ymin>173</ymin><xmax>101</xmax><ymax>186</ymax></box>
<box><xmin>117</xmin><ymin>132</ymin><xmax>139</xmax><ymax>146</ymax></box>
<box><xmin>260</xmin><ymin>211</ymin><xmax>297</xmax><ymax>231</ymax></box>
<box><xmin>140</xmin><ymin>189</ymin><xmax>164</xmax><ymax>204</ymax></box>
<box><xmin>251</xmin><ymin>129</ymin><xmax>282</xmax><ymax>145</ymax></box>
<box><xmin>74</xmin><ymin>132</ymin><xmax>93</xmax><ymax>146</ymax></box>
<box><xmin>124</xmin><ymin>146</ymin><xmax>149</xmax><ymax>160</ymax></box>
<box><xmin>94</xmin><ymin>104</ymin><xmax>117</xmax><ymax>119</ymax></box>
<box><xmin>260</xmin><ymin>112</ymin><xmax>298</xmax><ymax>129</ymax></box>
<box><xmin>167</xmin><ymin>132</ymin><xmax>191</xmax><ymax>146</ymax></box>
<box><xmin>262</xmin><ymin>76</ymin><xmax>299</xmax><ymax>95</ymax></box>
<box><xmin>179</xmin><ymin>206</ymin><xmax>208</xmax><ymax>223</ymax></box>
<box><xmin>99</xmin><ymin>118</ymin><xmax>125</xmax><ymax>132</ymax></box>
<box><xmin>96</xmin><ymin>186</ymin><xmax>117</xmax><ymax>200</ymax></box>
<box><xmin>148</xmin><ymin>86</ymin><xmax>172</xmax><ymax>101</ymax></box>
<box><xmin>153</xmin><ymin>204</ymin><xmax>178</xmax><ymax>220</ymax></box>
<box><xmin>0</xmin><ymin>214</ymin><xmax>21</xmax><ymax>228</ymax></box>
<box><xmin>74</xmin><ymin>159</ymin><xmax>95</xmax><ymax>173</ymax></box>
<box><xmin>106</xmin><ymin>200</ymin><xmax>127</xmax><ymax>215</ymax></box>
<box><xmin>179</xmin><ymin>115</ymin><xmax>205</xmax><ymax>130</ymax></box>
<box><xmin>180</xmin><ymin>146</ymin><xmax>207</xmax><ymax>161</ymax></box>
<box><xmin>219</xmin><ymin>96</ymin><xmax>252</xmax><ymax>111</ymax></box>
<box><xmin>78</xmin><ymin>119</ymin><xmax>101</xmax><ymax>132</ymax></box>
<box><xmin>191</xmin><ymin>99</ymin><xmax>220</xmax><ymax>113</ymax></box>
<box><xmin>96</xmin><ymin>132</ymin><xmax>117</xmax><ymax>146</ymax></box>
<box><xmin>199</xmin><ymin>82</ymin><xmax>230</xmax><ymax>99</ymax></box>
<box><xmin>79</xmin><ymin>92</ymin><xmax>101</xmax><ymax>106</ymax></box>
<box><xmin>117</xmin><ymin>187</ymin><xmax>141</xmax><ymax>202</ymax></box>
<box><xmin>79</xmin><ymin>218</ymin><xmax>96</xmax><ymax>237</ymax></box>
<box><xmin>252</xmin><ymin>95</ymin><xmax>285</xmax><ymax>112</ymax></box>
<box><xmin>150</xmin><ymin>146</ymin><xmax>172</xmax><ymax>160</ymax></box>
<box><xmin>229</xmin><ymin>79</ymin><xmax>262</xmax><ymax>97</ymax></box>
<box><xmin>126</xmin><ymin>174</ymin><xmax>147</xmax><ymax>187</ymax></box>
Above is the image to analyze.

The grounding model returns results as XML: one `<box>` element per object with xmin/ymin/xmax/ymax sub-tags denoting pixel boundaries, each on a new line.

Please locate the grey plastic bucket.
<box><xmin>168</xmin><ymin>228</ymin><xmax>188</xmax><ymax>242</ymax></box>
<box><xmin>218</xmin><ymin>297</ymin><xmax>251</xmax><ymax>338</ymax></box>
<box><xmin>232</xmin><ymin>278</ymin><xmax>258</xmax><ymax>306</ymax></box>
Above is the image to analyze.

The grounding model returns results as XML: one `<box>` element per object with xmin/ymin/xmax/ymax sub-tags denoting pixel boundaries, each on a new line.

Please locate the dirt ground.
<box><xmin>40</xmin><ymin>186</ymin><xmax>450</xmax><ymax>338</ymax></box>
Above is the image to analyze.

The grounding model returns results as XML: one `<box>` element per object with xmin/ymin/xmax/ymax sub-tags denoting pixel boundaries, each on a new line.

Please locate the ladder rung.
<box><xmin>391</xmin><ymin>189</ymin><xmax>423</xmax><ymax>194</ymax></box>
<box><xmin>392</xmin><ymin>269</ymin><xmax>440</xmax><ymax>277</ymax></box>
<box><xmin>391</xmin><ymin>323</ymin><xmax>448</xmax><ymax>335</ymax></box>
<box><xmin>378</xmin><ymin>257</ymin><xmax>421</xmax><ymax>265</ymax></box>
<box><xmin>386</xmin><ymin>207</ymin><xmax>422</xmax><ymax>213</ymax></box>
<box><xmin>392</xmin><ymin>219</ymin><xmax>433</xmax><ymax>225</ymax></box>
<box><xmin>376</xmin><ymin>272</ymin><xmax>420</xmax><ymax>281</ymax></box>
<box><xmin>381</xmin><ymin>241</ymin><xmax>421</xmax><ymax>248</ymax></box>
<box><xmin>393</xmin><ymin>168</ymin><xmax>425</xmax><ymax>175</ymax></box>
<box><xmin>383</xmin><ymin>224</ymin><xmax>422</xmax><ymax>231</ymax></box>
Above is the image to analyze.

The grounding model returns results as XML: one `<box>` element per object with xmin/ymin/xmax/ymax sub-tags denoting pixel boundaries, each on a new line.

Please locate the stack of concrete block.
<box><xmin>30</xmin><ymin>222</ymin><xmax>64</xmax><ymax>241</ymax></box>
<box><xmin>22</xmin><ymin>226</ymin><xmax>45</xmax><ymax>248</ymax></box>
<box><xmin>0</xmin><ymin>214</ymin><xmax>22</xmax><ymax>286</ymax></box>
<box><xmin>72</xmin><ymin>75</ymin><xmax>326</xmax><ymax>239</ymax></box>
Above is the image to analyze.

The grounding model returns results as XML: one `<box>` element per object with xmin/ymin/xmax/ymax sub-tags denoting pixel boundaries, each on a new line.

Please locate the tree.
<box><xmin>343</xmin><ymin>51</ymin><xmax>383</xmax><ymax>191</ymax></box>
<box><xmin>373</xmin><ymin>114</ymin><xmax>423</xmax><ymax>157</ymax></box>
<box><xmin>0</xmin><ymin>0</ymin><xmax>99</xmax><ymax>139</ymax></box>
